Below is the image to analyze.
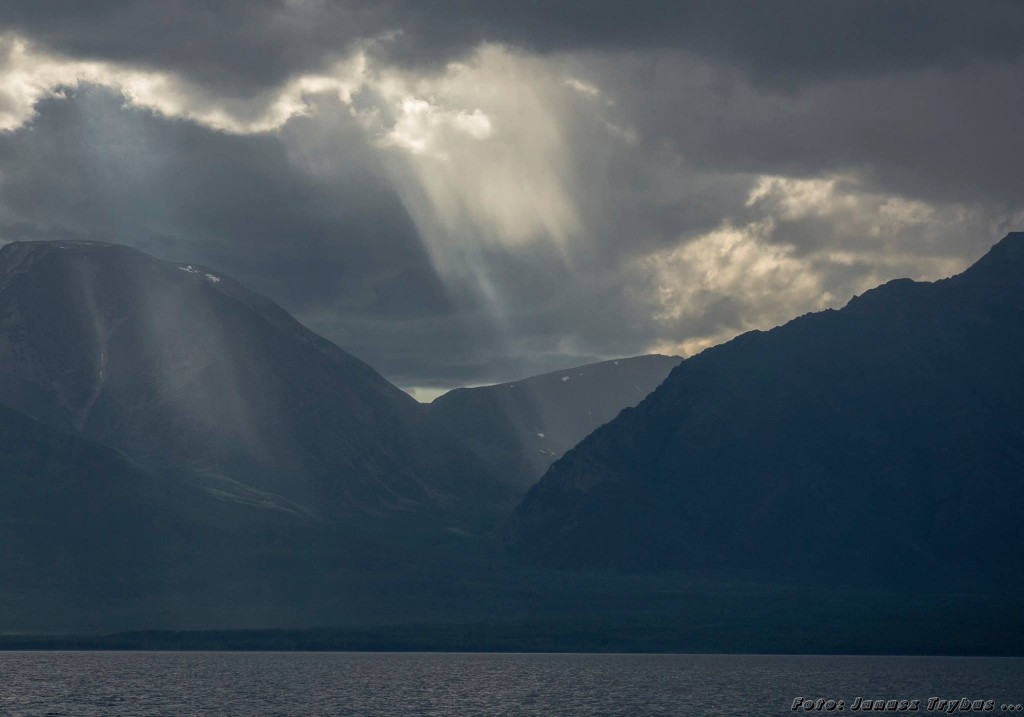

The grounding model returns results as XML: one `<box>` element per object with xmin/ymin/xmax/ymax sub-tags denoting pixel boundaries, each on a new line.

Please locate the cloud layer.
<box><xmin>1</xmin><ymin>3</ymin><xmax>1022</xmax><ymax>394</ymax></box>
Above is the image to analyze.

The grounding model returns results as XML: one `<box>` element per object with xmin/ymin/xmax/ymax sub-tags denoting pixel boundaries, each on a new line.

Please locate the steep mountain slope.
<box><xmin>0</xmin><ymin>399</ymin><xmax>170</xmax><ymax>591</ymax></box>
<box><xmin>0</xmin><ymin>400</ymin><xmax>261</xmax><ymax>599</ymax></box>
<box><xmin>429</xmin><ymin>355</ymin><xmax>681</xmax><ymax>489</ymax></box>
<box><xmin>0</xmin><ymin>396</ymin><xmax>445</xmax><ymax>633</ymax></box>
<box><xmin>506</xmin><ymin>233</ymin><xmax>1024</xmax><ymax>589</ymax></box>
<box><xmin>0</xmin><ymin>240</ymin><xmax>510</xmax><ymax>519</ymax></box>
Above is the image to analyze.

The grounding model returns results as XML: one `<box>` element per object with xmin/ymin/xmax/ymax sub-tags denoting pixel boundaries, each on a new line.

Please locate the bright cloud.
<box><xmin>1</xmin><ymin>34</ymin><xmax>591</xmax><ymax>267</ymax></box>
<box><xmin>0</xmin><ymin>34</ymin><xmax>370</xmax><ymax>134</ymax></box>
<box><xmin>634</xmin><ymin>219</ymin><xmax>832</xmax><ymax>357</ymax></box>
<box><xmin>635</xmin><ymin>176</ymin><xmax>978</xmax><ymax>358</ymax></box>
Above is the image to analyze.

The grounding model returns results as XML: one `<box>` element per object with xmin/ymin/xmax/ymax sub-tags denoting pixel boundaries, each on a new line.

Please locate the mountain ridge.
<box><xmin>428</xmin><ymin>354</ymin><xmax>681</xmax><ymax>489</ymax></box>
<box><xmin>505</xmin><ymin>233</ymin><xmax>1024</xmax><ymax>590</ymax></box>
<box><xmin>0</xmin><ymin>239</ymin><xmax>510</xmax><ymax>519</ymax></box>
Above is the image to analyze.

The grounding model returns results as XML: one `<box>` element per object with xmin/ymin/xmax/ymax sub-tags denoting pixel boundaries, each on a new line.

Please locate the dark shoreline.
<box><xmin>3</xmin><ymin>616</ymin><xmax>1023</xmax><ymax>656</ymax></box>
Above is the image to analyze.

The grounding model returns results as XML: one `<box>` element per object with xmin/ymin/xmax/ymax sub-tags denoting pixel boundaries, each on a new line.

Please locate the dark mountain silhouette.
<box><xmin>3</xmin><ymin>236</ymin><xmax>1023</xmax><ymax>641</ymax></box>
<box><xmin>0</xmin><ymin>399</ymin><xmax>298</xmax><ymax>605</ymax></box>
<box><xmin>0</xmin><ymin>240</ymin><xmax>511</xmax><ymax>520</ymax></box>
<box><xmin>0</xmin><ymin>399</ymin><xmax>177</xmax><ymax>593</ymax></box>
<box><xmin>428</xmin><ymin>355</ymin><xmax>681</xmax><ymax>489</ymax></box>
<box><xmin>506</xmin><ymin>233</ymin><xmax>1024</xmax><ymax>589</ymax></box>
<box><xmin>0</xmin><ymin>393</ymin><xmax>466</xmax><ymax>633</ymax></box>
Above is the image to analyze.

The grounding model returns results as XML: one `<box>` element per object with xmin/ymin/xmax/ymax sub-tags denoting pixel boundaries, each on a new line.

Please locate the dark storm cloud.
<box><xmin>388</xmin><ymin>0</ymin><xmax>1024</xmax><ymax>87</ymax></box>
<box><xmin>598</xmin><ymin>51</ymin><xmax>1024</xmax><ymax>207</ymax></box>
<box><xmin>1</xmin><ymin>3</ymin><xmax>1022</xmax><ymax>391</ymax></box>
<box><xmin>2</xmin><ymin>1</ymin><xmax>1022</xmax><ymax>92</ymax></box>
<box><xmin>0</xmin><ymin>0</ymin><xmax>353</xmax><ymax>96</ymax></box>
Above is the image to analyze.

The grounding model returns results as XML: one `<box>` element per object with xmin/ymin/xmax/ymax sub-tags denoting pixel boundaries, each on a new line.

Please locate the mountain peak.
<box><xmin>2</xmin><ymin>239</ymin><xmax>216</xmax><ymax>275</ymax></box>
<box><xmin>0</xmin><ymin>237</ymin><xmax>510</xmax><ymax>517</ymax></box>
<box><xmin>506</xmin><ymin>231</ymin><xmax>1024</xmax><ymax>585</ymax></box>
<box><xmin>989</xmin><ymin>231</ymin><xmax>1024</xmax><ymax>257</ymax></box>
<box><xmin>956</xmin><ymin>231</ymin><xmax>1024</xmax><ymax>285</ymax></box>
<box><xmin>0</xmin><ymin>239</ymin><xmax>287</xmax><ymax>326</ymax></box>
<box><xmin>1</xmin><ymin>238</ymin><xmax>141</xmax><ymax>263</ymax></box>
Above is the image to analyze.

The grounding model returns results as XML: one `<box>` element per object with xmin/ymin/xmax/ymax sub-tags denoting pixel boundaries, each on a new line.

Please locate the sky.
<box><xmin>1</xmin><ymin>1</ymin><xmax>1022</xmax><ymax>400</ymax></box>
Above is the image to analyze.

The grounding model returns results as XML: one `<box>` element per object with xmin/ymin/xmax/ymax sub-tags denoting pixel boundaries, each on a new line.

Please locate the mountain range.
<box><xmin>429</xmin><ymin>354</ymin><xmax>680</xmax><ymax>489</ymax></box>
<box><xmin>506</xmin><ymin>232</ymin><xmax>1024</xmax><ymax>591</ymax></box>
<box><xmin>0</xmin><ymin>240</ymin><xmax>513</xmax><ymax>521</ymax></box>
<box><xmin>1</xmin><ymin>235</ymin><xmax>1023</xmax><ymax>638</ymax></box>
<box><xmin>0</xmin><ymin>239</ymin><xmax>677</xmax><ymax>630</ymax></box>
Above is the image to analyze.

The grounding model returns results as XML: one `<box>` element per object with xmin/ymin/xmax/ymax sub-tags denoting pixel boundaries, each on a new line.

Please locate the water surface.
<box><xmin>1</xmin><ymin>652</ymin><xmax>1022</xmax><ymax>716</ymax></box>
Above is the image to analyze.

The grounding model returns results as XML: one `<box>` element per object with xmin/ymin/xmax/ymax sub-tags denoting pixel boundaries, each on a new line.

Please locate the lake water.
<box><xmin>0</xmin><ymin>652</ymin><xmax>1021</xmax><ymax>716</ymax></box>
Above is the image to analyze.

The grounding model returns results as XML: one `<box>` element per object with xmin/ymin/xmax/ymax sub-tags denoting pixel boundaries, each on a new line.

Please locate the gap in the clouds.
<box><xmin>406</xmin><ymin>385</ymin><xmax>461</xmax><ymax>403</ymax></box>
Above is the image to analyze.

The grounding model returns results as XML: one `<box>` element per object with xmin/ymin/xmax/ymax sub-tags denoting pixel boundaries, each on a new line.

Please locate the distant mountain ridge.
<box><xmin>428</xmin><ymin>355</ymin><xmax>681</xmax><ymax>489</ymax></box>
<box><xmin>506</xmin><ymin>233</ymin><xmax>1024</xmax><ymax>590</ymax></box>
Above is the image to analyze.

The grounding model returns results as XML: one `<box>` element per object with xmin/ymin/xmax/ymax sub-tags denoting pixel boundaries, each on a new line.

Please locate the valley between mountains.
<box><xmin>1</xmin><ymin>236</ymin><xmax>1022</xmax><ymax>653</ymax></box>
